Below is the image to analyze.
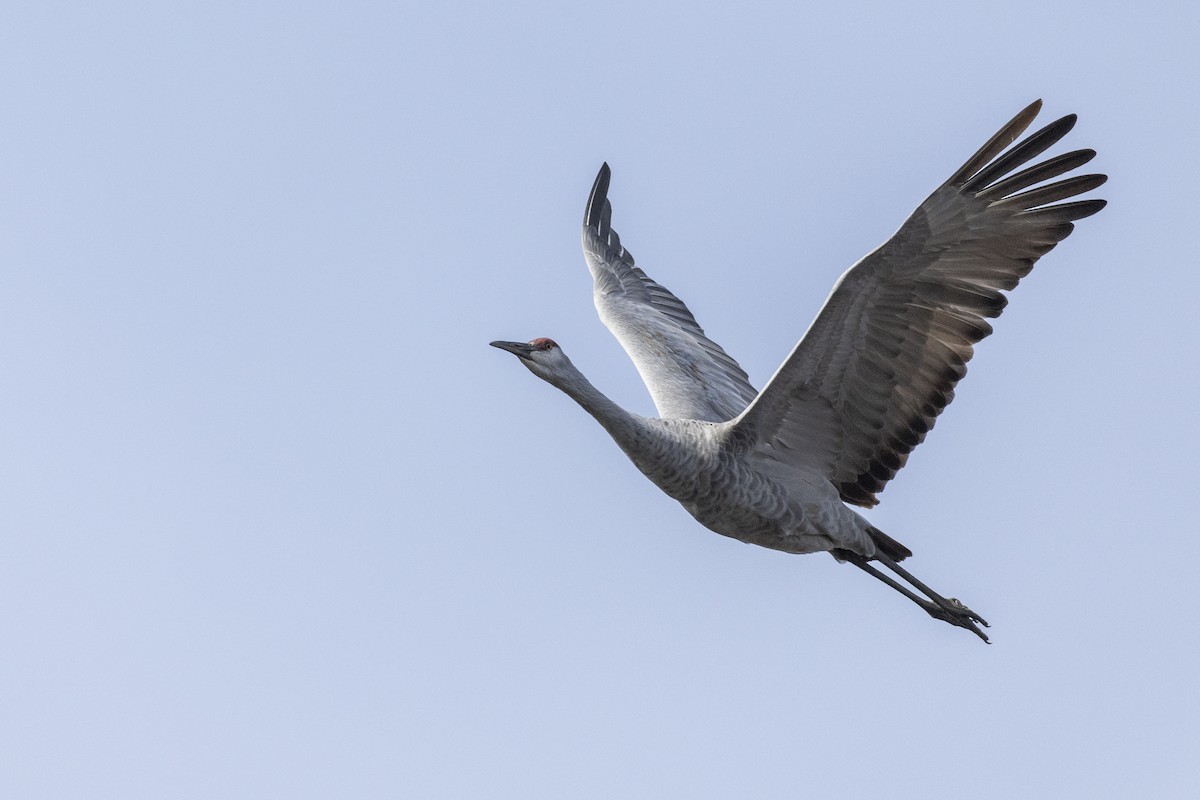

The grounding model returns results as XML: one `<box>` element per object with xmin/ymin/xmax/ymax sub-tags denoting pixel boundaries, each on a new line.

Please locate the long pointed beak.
<box><xmin>490</xmin><ymin>340</ymin><xmax>535</xmax><ymax>359</ymax></box>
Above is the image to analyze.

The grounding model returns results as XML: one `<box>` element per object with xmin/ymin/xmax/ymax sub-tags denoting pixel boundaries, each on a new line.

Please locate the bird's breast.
<box><xmin>613</xmin><ymin>420</ymin><xmax>851</xmax><ymax>554</ymax></box>
<box><xmin>624</xmin><ymin>427</ymin><xmax>794</xmax><ymax>540</ymax></box>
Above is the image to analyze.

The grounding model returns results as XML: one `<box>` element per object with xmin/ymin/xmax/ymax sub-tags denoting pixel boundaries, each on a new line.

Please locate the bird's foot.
<box><xmin>923</xmin><ymin>597</ymin><xmax>990</xmax><ymax>643</ymax></box>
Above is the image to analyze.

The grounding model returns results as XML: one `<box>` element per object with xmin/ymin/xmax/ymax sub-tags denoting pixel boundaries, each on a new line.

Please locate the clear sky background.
<box><xmin>2</xmin><ymin>2</ymin><xmax>1197</xmax><ymax>797</ymax></box>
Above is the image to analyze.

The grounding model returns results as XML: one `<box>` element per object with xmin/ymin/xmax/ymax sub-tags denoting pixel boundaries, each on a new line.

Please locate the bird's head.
<box><xmin>490</xmin><ymin>337</ymin><xmax>577</xmax><ymax>384</ymax></box>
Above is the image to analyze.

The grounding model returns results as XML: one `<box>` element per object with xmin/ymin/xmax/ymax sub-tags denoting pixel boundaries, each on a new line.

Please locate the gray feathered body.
<box><xmin>603</xmin><ymin>412</ymin><xmax>875</xmax><ymax>557</ymax></box>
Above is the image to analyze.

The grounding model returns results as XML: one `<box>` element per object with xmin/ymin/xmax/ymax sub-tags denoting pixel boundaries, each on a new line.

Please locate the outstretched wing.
<box><xmin>582</xmin><ymin>164</ymin><xmax>758</xmax><ymax>422</ymax></box>
<box><xmin>732</xmin><ymin>100</ymin><xmax>1106</xmax><ymax>507</ymax></box>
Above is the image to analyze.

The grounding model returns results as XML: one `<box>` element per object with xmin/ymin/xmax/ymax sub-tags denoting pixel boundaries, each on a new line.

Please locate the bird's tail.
<box><xmin>867</xmin><ymin>526</ymin><xmax>913</xmax><ymax>562</ymax></box>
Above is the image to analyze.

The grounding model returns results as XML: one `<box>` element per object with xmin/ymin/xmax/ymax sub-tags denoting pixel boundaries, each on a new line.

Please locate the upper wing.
<box><xmin>731</xmin><ymin>100</ymin><xmax>1107</xmax><ymax>507</ymax></box>
<box><xmin>582</xmin><ymin>164</ymin><xmax>758</xmax><ymax>422</ymax></box>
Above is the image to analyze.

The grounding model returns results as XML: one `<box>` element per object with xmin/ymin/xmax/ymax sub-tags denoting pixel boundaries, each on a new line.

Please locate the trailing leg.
<box><xmin>838</xmin><ymin>551</ymin><xmax>990</xmax><ymax>643</ymax></box>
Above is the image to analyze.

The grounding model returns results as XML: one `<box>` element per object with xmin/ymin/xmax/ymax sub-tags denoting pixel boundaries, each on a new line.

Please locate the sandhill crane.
<box><xmin>491</xmin><ymin>100</ymin><xmax>1105</xmax><ymax>641</ymax></box>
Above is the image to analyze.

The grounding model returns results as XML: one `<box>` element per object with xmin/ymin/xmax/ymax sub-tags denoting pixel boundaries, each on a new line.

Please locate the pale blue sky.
<box><xmin>2</xmin><ymin>2</ymin><xmax>1197</xmax><ymax>797</ymax></box>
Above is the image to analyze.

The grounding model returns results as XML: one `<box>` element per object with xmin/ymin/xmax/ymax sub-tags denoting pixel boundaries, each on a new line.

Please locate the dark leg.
<box><xmin>873</xmin><ymin>552</ymin><xmax>989</xmax><ymax>628</ymax></box>
<box><xmin>840</xmin><ymin>552</ymin><xmax>990</xmax><ymax>643</ymax></box>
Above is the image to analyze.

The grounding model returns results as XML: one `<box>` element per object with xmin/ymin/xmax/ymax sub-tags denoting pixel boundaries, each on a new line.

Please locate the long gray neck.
<box><xmin>550</xmin><ymin>367</ymin><xmax>643</xmax><ymax>444</ymax></box>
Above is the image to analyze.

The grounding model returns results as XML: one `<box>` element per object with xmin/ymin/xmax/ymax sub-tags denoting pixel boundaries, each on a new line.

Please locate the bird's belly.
<box><xmin>684</xmin><ymin>499</ymin><xmax>835</xmax><ymax>554</ymax></box>
<box><xmin>623</xmin><ymin>428</ymin><xmax>857</xmax><ymax>555</ymax></box>
<box><xmin>670</xmin><ymin>470</ymin><xmax>837</xmax><ymax>556</ymax></box>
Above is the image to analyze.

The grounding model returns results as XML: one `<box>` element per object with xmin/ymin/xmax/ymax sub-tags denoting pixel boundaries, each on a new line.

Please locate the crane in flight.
<box><xmin>491</xmin><ymin>100</ymin><xmax>1105</xmax><ymax>641</ymax></box>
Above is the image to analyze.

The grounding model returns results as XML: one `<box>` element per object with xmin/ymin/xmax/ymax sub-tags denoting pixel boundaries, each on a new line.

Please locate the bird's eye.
<box><xmin>530</xmin><ymin>338</ymin><xmax>557</xmax><ymax>351</ymax></box>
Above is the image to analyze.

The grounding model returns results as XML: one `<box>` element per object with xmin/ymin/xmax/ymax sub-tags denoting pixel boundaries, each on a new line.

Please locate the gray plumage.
<box><xmin>492</xmin><ymin>100</ymin><xmax>1105</xmax><ymax>642</ymax></box>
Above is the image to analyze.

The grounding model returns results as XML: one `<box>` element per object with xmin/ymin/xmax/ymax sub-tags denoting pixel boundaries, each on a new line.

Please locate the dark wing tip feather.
<box><xmin>961</xmin><ymin>113</ymin><xmax>1078</xmax><ymax>192</ymax></box>
<box><xmin>978</xmin><ymin>149</ymin><xmax>1098</xmax><ymax>201</ymax></box>
<box><xmin>584</xmin><ymin>162</ymin><xmax>636</xmax><ymax>263</ymax></box>
<box><xmin>947</xmin><ymin>100</ymin><xmax>1043</xmax><ymax>186</ymax></box>
<box><xmin>992</xmin><ymin>173</ymin><xmax>1108</xmax><ymax>210</ymax></box>
<box><xmin>1020</xmin><ymin>198</ymin><xmax>1107</xmax><ymax>222</ymax></box>
<box><xmin>585</xmin><ymin>163</ymin><xmax>611</xmax><ymax>228</ymax></box>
